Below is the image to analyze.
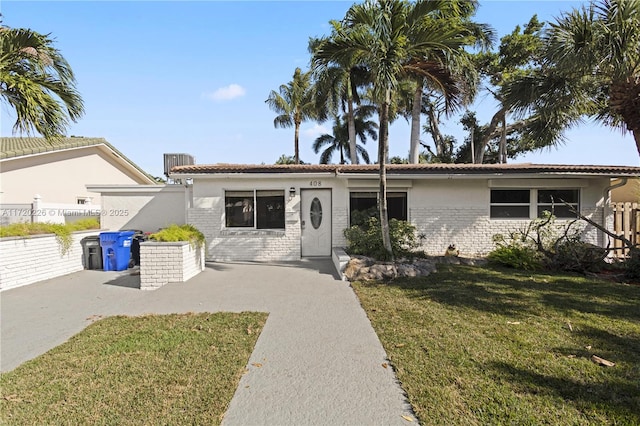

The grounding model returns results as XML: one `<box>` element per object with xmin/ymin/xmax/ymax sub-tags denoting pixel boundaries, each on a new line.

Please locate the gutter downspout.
<box><xmin>602</xmin><ymin>178</ymin><xmax>628</xmax><ymax>249</ymax></box>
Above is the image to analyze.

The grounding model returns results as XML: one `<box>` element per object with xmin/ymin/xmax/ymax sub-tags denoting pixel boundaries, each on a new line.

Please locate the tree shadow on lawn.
<box><xmin>554</xmin><ymin>324</ymin><xmax>640</xmax><ymax>366</ymax></box>
<box><xmin>487</xmin><ymin>359</ymin><xmax>640</xmax><ymax>422</ymax></box>
<box><xmin>384</xmin><ymin>265</ymin><xmax>640</xmax><ymax>322</ymax></box>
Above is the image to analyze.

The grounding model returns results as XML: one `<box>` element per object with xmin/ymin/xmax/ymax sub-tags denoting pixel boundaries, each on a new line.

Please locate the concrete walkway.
<box><xmin>1</xmin><ymin>260</ymin><xmax>417</xmax><ymax>425</ymax></box>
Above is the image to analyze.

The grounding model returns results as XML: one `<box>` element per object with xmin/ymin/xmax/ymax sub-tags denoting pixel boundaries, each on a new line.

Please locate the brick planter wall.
<box><xmin>139</xmin><ymin>241</ymin><xmax>205</xmax><ymax>290</ymax></box>
<box><xmin>0</xmin><ymin>230</ymin><xmax>101</xmax><ymax>291</ymax></box>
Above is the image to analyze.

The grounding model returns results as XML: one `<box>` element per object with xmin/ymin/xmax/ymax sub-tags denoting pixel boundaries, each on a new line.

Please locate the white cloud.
<box><xmin>302</xmin><ymin>123</ymin><xmax>329</xmax><ymax>139</ymax></box>
<box><xmin>203</xmin><ymin>84</ymin><xmax>246</xmax><ymax>101</ymax></box>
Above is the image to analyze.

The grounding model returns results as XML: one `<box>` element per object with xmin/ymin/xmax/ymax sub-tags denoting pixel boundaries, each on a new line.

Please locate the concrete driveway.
<box><xmin>1</xmin><ymin>260</ymin><xmax>417</xmax><ymax>425</ymax></box>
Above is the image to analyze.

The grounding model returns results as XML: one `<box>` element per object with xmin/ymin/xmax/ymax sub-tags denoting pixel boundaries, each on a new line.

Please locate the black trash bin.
<box><xmin>81</xmin><ymin>236</ymin><xmax>103</xmax><ymax>270</ymax></box>
<box><xmin>122</xmin><ymin>230</ymin><xmax>148</xmax><ymax>267</ymax></box>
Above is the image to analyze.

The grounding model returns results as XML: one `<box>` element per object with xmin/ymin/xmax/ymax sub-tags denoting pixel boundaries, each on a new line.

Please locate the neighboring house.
<box><xmin>0</xmin><ymin>137</ymin><xmax>156</xmax><ymax>207</ymax></box>
<box><xmin>611</xmin><ymin>178</ymin><xmax>640</xmax><ymax>203</ymax></box>
<box><xmin>168</xmin><ymin>163</ymin><xmax>640</xmax><ymax>262</ymax></box>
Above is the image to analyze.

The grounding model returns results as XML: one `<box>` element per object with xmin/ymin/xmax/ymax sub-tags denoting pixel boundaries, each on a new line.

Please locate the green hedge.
<box><xmin>149</xmin><ymin>224</ymin><xmax>205</xmax><ymax>247</ymax></box>
<box><xmin>0</xmin><ymin>218</ymin><xmax>100</xmax><ymax>254</ymax></box>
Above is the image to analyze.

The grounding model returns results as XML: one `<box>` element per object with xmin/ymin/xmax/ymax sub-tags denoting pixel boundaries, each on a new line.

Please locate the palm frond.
<box><xmin>0</xmin><ymin>26</ymin><xmax>84</xmax><ymax>139</ymax></box>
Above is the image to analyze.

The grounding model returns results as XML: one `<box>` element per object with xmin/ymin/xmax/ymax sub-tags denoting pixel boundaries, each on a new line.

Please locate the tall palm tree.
<box><xmin>405</xmin><ymin>1</ymin><xmax>494</xmax><ymax>163</ymax></box>
<box><xmin>313</xmin><ymin>110</ymin><xmax>377</xmax><ymax>164</ymax></box>
<box><xmin>311</xmin><ymin>25</ymin><xmax>372</xmax><ymax>164</ymax></box>
<box><xmin>265</xmin><ymin>68</ymin><xmax>317</xmax><ymax>164</ymax></box>
<box><xmin>0</xmin><ymin>26</ymin><xmax>84</xmax><ymax>139</ymax></box>
<box><xmin>313</xmin><ymin>0</ymin><xmax>471</xmax><ymax>258</ymax></box>
<box><xmin>504</xmin><ymin>0</ymin><xmax>640</xmax><ymax>157</ymax></box>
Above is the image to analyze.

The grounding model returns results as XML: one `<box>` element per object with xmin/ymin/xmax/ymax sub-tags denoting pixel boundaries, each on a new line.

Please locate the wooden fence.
<box><xmin>611</xmin><ymin>202</ymin><xmax>639</xmax><ymax>258</ymax></box>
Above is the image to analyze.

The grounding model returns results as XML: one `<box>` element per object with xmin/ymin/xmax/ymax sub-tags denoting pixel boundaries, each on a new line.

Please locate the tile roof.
<box><xmin>171</xmin><ymin>163</ymin><xmax>640</xmax><ymax>177</ymax></box>
<box><xmin>1</xmin><ymin>136</ymin><xmax>156</xmax><ymax>182</ymax></box>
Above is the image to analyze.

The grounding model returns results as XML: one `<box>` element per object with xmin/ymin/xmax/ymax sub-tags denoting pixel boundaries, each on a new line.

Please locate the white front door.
<box><xmin>301</xmin><ymin>189</ymin><xmax>332</xmax><ymax>256</ymax></box>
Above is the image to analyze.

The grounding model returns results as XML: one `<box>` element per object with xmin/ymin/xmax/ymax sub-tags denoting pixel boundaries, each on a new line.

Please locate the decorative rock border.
<box><xmin>342</xmin><ymin>253</ymin><xmax>488</xmax><ymax>282</ymax></box>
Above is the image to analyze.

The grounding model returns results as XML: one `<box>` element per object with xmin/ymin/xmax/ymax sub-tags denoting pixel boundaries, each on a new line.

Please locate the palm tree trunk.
<box><xmin>409</xmin><ymin>78</ymin><xmax>423</xmax><ymax>164</ymax></box>
<box><xmin>347</xmin><ymin>93</ymin><xmax>358</xmax><ymax>164</ymax></box>
<box><xmin>634</xmin><ymin>129</ymin><xmax>640</xmax><ymax>158</ymax></box>
<box><xmin>294</xmin><ymin>122</ymin><xmax>300</xmax><ymax>164</ymax></box>
<box><xmin>379</xmin><ymin>89</ymin><xmax>393</xmax><ymax>259</ymax></box>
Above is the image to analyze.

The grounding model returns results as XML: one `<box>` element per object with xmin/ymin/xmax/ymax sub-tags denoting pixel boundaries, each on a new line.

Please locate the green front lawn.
<box><xmin>0</xmin><ymin>312</ymin><xmax>267</xmax><ymax>425</ymax></box>
<box><xmin>353</xmin><ymin>265</ymin><xmax>640</xmax><ymax>425</ymax></box>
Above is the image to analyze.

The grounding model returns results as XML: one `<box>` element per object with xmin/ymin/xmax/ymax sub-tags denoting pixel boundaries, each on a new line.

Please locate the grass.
<box><xmin>0</xmin><ymin>312</ymin><xmax>267</xmax><ymax>425</ymax></box>
<box><xmin>352</xmin><ymin>265</ymin><xmax>640</xmax><ymax>425</ymax></box>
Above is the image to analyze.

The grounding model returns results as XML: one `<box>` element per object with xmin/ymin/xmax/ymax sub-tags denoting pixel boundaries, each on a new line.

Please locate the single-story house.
<box><xmin>168</xmin><ymin>163</ymin><xmax>640</xmax><ymax>262</ymax></box>
<box><xmin>0</xmin><ymin>137</ymin><xmax>156</xmax><ymax>206</ymax></box>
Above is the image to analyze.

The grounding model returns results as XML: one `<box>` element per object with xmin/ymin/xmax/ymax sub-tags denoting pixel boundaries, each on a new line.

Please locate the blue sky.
<box><xmin>2</xmin><ymin>1</ymin><xmax>638</xmax><ymax>178</ymax></box>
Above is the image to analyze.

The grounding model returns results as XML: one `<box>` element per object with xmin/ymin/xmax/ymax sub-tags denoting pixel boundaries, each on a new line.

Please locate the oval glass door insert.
<box><xmin>310</xmin><ymin>197</ymin><xmax>323</xmax><ymax>229</ymax></box>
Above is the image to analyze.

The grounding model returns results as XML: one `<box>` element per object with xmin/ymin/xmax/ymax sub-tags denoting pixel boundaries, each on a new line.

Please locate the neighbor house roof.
<box><xmin>171</xmin><ymin>163</ymin><xmax>640</xmax><ymax>177</ymax></box>
<box><xmin>0</xmin><ymin>136</ymin><xmax>157</xmax><ymax>184</ymax></box>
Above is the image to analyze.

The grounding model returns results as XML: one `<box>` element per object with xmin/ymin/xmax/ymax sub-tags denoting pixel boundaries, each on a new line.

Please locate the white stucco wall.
<box><xmin>89</xmin><ymin>185</ymin><xmax>186</xmax><ymax>232</ymax></box>
<box><xmin>0</xmin><ymin>147</ymin><xmax>151</xmax><ymax>205</ymax></box>
<box><xmin>186</xmin><ymin>174</ymin><xmax>611</xmax><ymax>261</ymax></box>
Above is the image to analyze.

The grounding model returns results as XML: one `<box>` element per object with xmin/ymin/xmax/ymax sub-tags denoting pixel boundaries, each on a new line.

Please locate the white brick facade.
<box><xmin>180</xmin><ymin>173</ymin><xmax>613</xmax><ymax>262</ymax></box>
<box><xmin>0</xmin><ymin>230</ymin><xmax>100</xmax><ymax>291</ymax></box>
<box><xmin>139</xmin><ymin>241</ymin><xmax>205</xmax><ymax>290</ymax></box>
<box><xmin>410</xmin><ymin>206</ymin><xmax>604</xmax><ymax>256</ymax></box>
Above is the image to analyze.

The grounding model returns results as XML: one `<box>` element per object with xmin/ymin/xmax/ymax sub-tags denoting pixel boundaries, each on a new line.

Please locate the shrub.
<box><xmin>149</xmin><ymin>224</ymin><xmax>205</xmax><ymax>247</ymax></box>
<box><xmin>488</xmin><ymin>212</ymin><xmax>610</xmax><ymax>273</ymax></box>
<box><xmin>350</xmin><ymin>207</ymin><xmax>379</xmax><ymax>228</ymax></box>
<box><xmin>488</xmin><ymin>234</ymin><xmax>543</xmax><ymax>271</ymax></box>
<box><xmin>551</xmin><ymin>240</ymin><xmax>607</xmax><ymax>272</ymax></box>
<box><xmin>344</xmin><ymin>217</ymin><xmax>420</xmax><ymax>260</ymax></box>
<box><xmin>624</xmin><ymin>248</ymin><xmax>640</xmax><ymax>282</ymax></box>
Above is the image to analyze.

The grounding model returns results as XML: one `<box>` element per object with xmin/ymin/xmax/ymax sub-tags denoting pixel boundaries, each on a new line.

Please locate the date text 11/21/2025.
<box><xmin>0</xmin><ymin>209</ymin><xmax>130</xmax><ymax>217</ymax></box>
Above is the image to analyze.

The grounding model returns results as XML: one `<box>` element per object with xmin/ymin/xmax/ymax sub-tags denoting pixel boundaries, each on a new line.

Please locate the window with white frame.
<box><xmin>225</xmin><ymin>190</ymin><xmax>285</xmax><ymax>229</ymax></box>
<box><xmin>490</xmin><ymin>190</ymin><xmax>530</xmax><ymax>218</ymax></box>
<box><xmin>349</xmin><ymin>191</ymin><xmax>407</xmax><ymax>225</ymax></box>
<box><xmin>537</xmin><ymin>189</ymin><xmax>579</xmax><ymax>218</ymax></box>
<box><xmin>490</xmin><ymin>189</ymin><xmax>579</xmax><ymax>219</ymax></box>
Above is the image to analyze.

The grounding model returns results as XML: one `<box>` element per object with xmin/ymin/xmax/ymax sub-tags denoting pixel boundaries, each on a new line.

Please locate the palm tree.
<box><xmin>265</xmin><ymin>68</ymin><xmax>317</xmax><ymax>164</ymax></box>
<box><xmin>313</xmin><ymin>110</ymin><xmax>377</xmax><ymax>164</ymax></box>
<box><xmin>313</xmin><ymin>0</ymin><xmax>471</xmax><ymax>258</ymax></box>
<box><xmin>310</xmin><ymin>25</ymin><xmax>372</xmax><ymax>164</ymax></box>
<box><xmin>504</xmin><ymin>0</ymin><xmax>640</xmax><ymax>157</ymax></box>
<box><xmin>405</xmin><ymin>1</ymin><xmax>494</xmax><ymax>163</ymax></box>
<box><xmin>0</xmin><ymin>26</ymin><xmax>84</xmax><ymax>139</ymax></box>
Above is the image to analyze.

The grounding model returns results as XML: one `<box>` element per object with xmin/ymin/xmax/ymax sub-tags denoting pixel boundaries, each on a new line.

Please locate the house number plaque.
<box><xmin>309</xmin><ymin>180</ymin><xmax>322</xmax><ymax>187</ymax></box>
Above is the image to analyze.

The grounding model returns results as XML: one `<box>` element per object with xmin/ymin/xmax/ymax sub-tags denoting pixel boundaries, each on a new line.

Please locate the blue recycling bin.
<box><xmin>100</xmin><ymin>231</ymin><xmax>135</xmax><ymax>271</ymax></box>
